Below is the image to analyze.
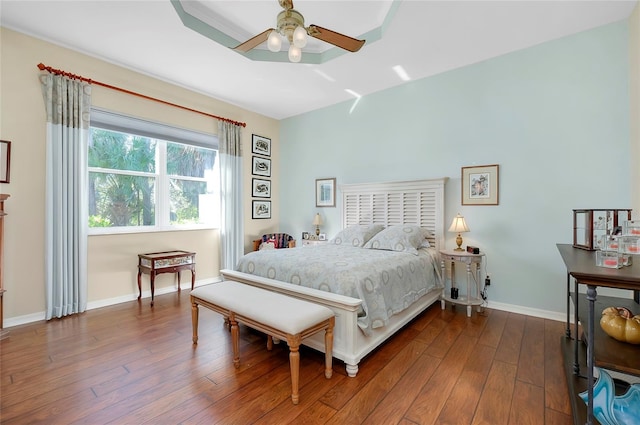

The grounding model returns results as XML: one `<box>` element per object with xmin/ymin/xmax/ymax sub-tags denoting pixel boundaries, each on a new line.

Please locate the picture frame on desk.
<box><xmin>302</xmin><ymin>232</ymin><xmax>309</xmax><ymax>240</ymax></box>
<box><xmin>318</xmin><ymin>233</ymin><xmax>326</xmax><ymax>241</ymax></box>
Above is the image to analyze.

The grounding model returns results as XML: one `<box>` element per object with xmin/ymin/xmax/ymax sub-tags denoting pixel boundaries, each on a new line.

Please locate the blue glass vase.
<box><xmin>579</xmin><ymin>367</ymin><xmax>640</xmax><ymax>425</ymax></box>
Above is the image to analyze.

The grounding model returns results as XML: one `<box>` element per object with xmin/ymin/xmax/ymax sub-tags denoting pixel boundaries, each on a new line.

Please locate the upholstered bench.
<box><xmin>190</xmin><ymin>281</ymin><xmax>335</xmax><ymax>404</ymax></box>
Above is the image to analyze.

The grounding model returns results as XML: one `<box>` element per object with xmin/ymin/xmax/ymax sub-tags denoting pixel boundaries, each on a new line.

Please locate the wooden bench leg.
<box><xmin>287</xmin><ymin>334</ymin><xmax>302</xmax><ymax>405</ymax></box>
<box><xmin>267</xmin><ymin>335</ymin><xmax>273</xmax><ymax>351</ymax></box>
<box><xmin>230</xmin><ymin>313</ymin><xmax>240</xmax><ymax>369</ymax></box>
<box><xmin>325</xmin><ymin>318</ymin><xmax>335</xmax><ymax>379</ymax></box>
<box><xmin>191</xmin><ymin>301</ymin><xmax>199</xmax><ymax>344</ymax></box>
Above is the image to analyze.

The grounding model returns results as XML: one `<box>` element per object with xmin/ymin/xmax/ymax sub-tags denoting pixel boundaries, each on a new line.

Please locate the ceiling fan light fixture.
<box><xmin>292</xmin><ymin>25</ymin><xmax>307</xmax><ymax>48</ymax></box>
<box><xmin>288</xmin><ymin>45</ymin><xmax>302</xmax><ymax>62</ymax></box>
<box><xmin>267</xmin><ymin>30</ymin><xmax>282</xmax><ymax>52</ymax></box>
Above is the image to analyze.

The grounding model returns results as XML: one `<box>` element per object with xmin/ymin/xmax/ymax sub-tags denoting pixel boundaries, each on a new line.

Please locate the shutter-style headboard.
<box><xmin>340</xmin><ymin>178</ymin><xmax>448</xmax><ymax>251</ymax></box>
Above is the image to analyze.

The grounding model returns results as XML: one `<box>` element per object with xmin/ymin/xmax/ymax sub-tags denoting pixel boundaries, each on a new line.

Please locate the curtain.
<box><xmin>218</xmin><ymin>121</ymin><xmax>244</xmax><ymax>270</ymax></box>
<box><xmin>40</xmin><ymin>74</ymin><xmax>91</xmax><ymax>320</ymax></box>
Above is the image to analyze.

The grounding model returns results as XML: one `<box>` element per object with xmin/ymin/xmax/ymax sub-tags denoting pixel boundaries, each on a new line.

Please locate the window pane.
<box><xmin>167</xmin><ymin>142</ymin><xmax>216</xmax><ymax>178</ymax></box>
<box><xmin>89</xmin><ymin>172</ymin><xmax>156</xmax><ymax>227</ymax></box>
<box><xmin>89</xmin><ymin>128</ymin><xmax>156</xmax><ymax>173</ymax></box>
<box><xmin>170</xmin><ymin>179</ymin><xmax>216</xmax><ymax>225</ymax></box>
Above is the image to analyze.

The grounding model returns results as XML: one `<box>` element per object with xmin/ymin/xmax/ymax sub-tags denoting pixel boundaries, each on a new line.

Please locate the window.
<box><xmin>88</xmin><ymin>109</ymin><xmax>219</xmax><ymax>234</ymax></box>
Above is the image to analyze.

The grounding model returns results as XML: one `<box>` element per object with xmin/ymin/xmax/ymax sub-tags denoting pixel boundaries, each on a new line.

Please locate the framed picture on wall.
<box><xmin>462</xmin><ymin>164</ymin><xmax>499</xmax><ymax>205</ymax></box>
<box><xmin>252</xmin><ymin>178</ymin><xmax>271</xmax><ymax>198</ymax></box>
<box><xmin>252</xmin><ymin>200</ymin><xmax>271</xmax><ymax>219</ymax></box>
<box><xmin>251</xmin><ymin>134</ymin><xmax>271</xmax><ymax>157</ymax></box>
<box><xmin>252</xmin><ymin>156</ymin><xmax>271</xmax><ymax>177</ymax></box>
<box><xmin>0</xmin><ymin>140</ymin><xmax>11</xmax><ymax>184</ymax></box>
<box><xmin>315</xmin><ymin>177</ymin><xmax>336</xmax><ymax>207</ymax></box>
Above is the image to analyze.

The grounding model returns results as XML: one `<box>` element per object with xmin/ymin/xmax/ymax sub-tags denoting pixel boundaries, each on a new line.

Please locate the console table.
<box><xmin>556</xmin><ymin>244</ymin><xmax>640</xmax><ymax>425</ymax></box>
<box><xmin>137</xmin><ymin>250</ymin><xmax>195</xmax><ymax>306</ymax></box>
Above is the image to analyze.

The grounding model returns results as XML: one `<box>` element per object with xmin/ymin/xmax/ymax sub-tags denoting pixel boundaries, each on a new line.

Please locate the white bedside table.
<box><xmin>301</xmin><ymin>239</ymin><xmax>327</xmax><ymax>247</ymax></box>
<box><xmin>439</xmin><ymin>249</ymin><xmax>485</xmax><ymax>317</ymax></box>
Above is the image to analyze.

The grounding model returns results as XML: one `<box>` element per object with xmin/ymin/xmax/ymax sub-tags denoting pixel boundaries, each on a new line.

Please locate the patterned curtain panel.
<box><xmin>40</xmin><ymin>73</ymin><xmax>91</xmax><ymax>319</ymax></box>
<box><xmin>218</xmin><ymin>121</ymin><xmax>244</xmax><ymax>270</ymax></box>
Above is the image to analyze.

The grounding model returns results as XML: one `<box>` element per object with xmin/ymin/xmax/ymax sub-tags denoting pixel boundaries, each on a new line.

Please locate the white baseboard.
<box><xmin>485</xmin><ymin>300</ymin><xmax>566</xmax><ymax>322</ymax></box>
<box><xmin>3</xmin><ymin>277</ymin><xmax>220</xmax><ymax>328</ymax></box>
<box><xmin>4</xmin><ymin>279</ymin><xmax>568</xmax><ymax>328</ymax></box>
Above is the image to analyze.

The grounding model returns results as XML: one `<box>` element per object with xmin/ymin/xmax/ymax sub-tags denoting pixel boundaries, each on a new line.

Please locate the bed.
<box><xmin>221</xmin><ymin>177</ymin><xmax>448</xmax><ymax>377</ymax></box>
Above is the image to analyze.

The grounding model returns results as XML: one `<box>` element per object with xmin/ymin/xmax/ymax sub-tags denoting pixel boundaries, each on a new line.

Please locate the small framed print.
<box><xmin>316</xmin><ymin>177</ymin><xmax>336</xmax><ymax>207</ymax></box>
<box><xmin>252</xmin><ymin>200</ymin><xmax>271</xmax><ymax>219</ymax></box>
<box><xmin>319</xmin><ymin>233</ymin><xmax>327</xmax><ymax>241</ymax></box>
<box><xmin>252</xmin><ymin>134</ymin><xmax>271</xmax><ymax>157</ymax></box>
<box><xmin>252</xmin><ymin>156</ymin><xmax>271</xmax><ymax>177</ymax></box>
<box><xmin>252</xmin><ymin>178</ymin><xmax>271</xmax><ymax>198</ymax></box>
<box><xmin>462</xmin><ymin>164</ymin><xmax>499</xmax><ymax>205</ymax></box>
<box><xmin>0</xmin><ymin>140</ymin><xmax>11</xmax><ymax>184</ymax></box>
<box><xmin>302</xmin><ymin>231</ymin><xmax>309</xmax><ymax>240</ymax></box>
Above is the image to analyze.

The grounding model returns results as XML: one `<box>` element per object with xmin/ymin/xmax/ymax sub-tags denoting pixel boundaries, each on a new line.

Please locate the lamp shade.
<box><xmin>312</xmin><ymin>213</ymin><xmax>323</xmax><ymax>226</ymax></box>
<box><xmin>448</xmin><ymin>213</ymin><xmax>469</xmax><ymax>233</ymax></box>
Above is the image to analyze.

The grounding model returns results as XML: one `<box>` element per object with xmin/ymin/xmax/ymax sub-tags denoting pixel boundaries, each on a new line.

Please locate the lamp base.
<box><xmin>454</xmin><ymin>234</ymin><xmax>464</xmax><ymax>251</ymax></box>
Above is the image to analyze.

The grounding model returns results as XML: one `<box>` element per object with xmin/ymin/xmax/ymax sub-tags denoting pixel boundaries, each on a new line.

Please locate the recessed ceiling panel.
<box><xmin>174</xmin><ymin>0</ymin><xmax>396</xmax><ymax>62</ymax></box>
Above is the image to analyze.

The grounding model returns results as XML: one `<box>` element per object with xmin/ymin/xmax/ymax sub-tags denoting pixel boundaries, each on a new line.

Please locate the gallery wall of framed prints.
<box><xmin>251</xmin><ymin>134</ymin><xmax>272</xmax><ymax>219</ymax></box>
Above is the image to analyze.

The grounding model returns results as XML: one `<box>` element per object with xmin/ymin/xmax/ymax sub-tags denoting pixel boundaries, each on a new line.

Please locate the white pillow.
<box><xmin>363</xmin><ymin>225</ymin><xmax>431</xmax><ymax>255</ymax></box>
<box><xmin>329</xmin><ymin>224</ymin><xmax>385</xmax><ymax>247</ymax></box>
<box><xmin>259</xmin><ymin>241</ymin><xmax>275</xmax><ymax>250</ymax></box>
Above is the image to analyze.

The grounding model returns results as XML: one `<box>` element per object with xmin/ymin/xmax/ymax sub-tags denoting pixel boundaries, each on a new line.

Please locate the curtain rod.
<box><xmin>37</xmin><ymin>63</ymin><xmax>246</xmax><ymax>128</ymax></box>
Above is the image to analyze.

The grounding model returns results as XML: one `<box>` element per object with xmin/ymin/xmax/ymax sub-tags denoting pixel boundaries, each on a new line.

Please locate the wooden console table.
<box><xmin>557</xmin><ymin>244</ymin><xmax>640</xmax><ymax>425</ymax></box>
<box><xmin>137</xmin><ymin>250</ymin><xmax>195</xmax><ymax>306</ymax></box>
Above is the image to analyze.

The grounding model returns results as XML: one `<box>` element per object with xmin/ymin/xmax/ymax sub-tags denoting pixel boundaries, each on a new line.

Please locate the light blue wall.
<box><xmin>278</xmin><ymin>22</ymin><xmax>630</xmax><ymax>316</ymax></box>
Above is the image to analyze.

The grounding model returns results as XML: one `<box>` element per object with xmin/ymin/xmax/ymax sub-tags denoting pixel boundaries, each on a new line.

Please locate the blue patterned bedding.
<box><xmin>235</xmin><ymin>244</ymin><xmax>442</xmax><ymax>335</ymax></box>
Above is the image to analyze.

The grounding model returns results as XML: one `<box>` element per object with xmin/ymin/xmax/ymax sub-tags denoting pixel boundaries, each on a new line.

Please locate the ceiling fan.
<box><xmin>233</xmin><ymin>0</ymin><xmax>366</xmax><ymax>62</ymax></box>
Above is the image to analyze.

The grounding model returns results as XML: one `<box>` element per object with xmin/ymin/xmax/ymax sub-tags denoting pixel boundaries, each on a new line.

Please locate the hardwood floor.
<box><xmin>1</xmin><ymin>291</ymin><xmax>573</xmax><ymax>424</ymax></box>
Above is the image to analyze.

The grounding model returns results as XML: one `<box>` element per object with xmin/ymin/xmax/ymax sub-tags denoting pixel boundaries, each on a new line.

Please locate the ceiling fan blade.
<box><xmin>233</xmin><ymin>29</ymin><xmax>273</xmax><ymax>53</ymax></box>
<box><xmin>307</xmin><ymin>25</ymin><xmax>365</xmax><ymax>52</ymax></box>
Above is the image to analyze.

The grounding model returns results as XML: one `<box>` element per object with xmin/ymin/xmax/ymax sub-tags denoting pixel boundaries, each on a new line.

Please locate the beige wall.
<box><xmin>631</xmin><ymin>3</ymin><xmax>640</xmax><ymax>218</ymax></box>
<box><xmin>0</xmin><ymin>28</ymin><xmax>279</xmax><ymax>324</ymax></box>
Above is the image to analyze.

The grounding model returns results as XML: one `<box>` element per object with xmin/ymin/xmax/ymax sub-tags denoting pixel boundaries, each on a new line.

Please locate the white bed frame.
<box><xmin>221</xmin><ymin>177</ymin><xmax>448</xmax><ymax>377</ymax></box>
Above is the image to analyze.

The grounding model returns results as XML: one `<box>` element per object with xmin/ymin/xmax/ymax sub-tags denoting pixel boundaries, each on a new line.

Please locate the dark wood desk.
<box><xmin>138</xmin><ymin>251</ymin><xmax>195</xmax><ymax>306</ymax></box>
<box><xmin>556</xmin><ymin>244</ymin><xmax>640</xmax><ymax>425</ymax></box>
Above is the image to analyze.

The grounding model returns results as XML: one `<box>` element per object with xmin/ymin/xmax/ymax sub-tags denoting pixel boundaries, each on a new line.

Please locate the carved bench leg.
<box><xmin>267</xmin><ymin>335</ymin><xmax>273</xmax><ymax>351</ymax></box>
<box><xmin>230</xmin><ymin>313</ymin><xmax>240</xmax><ymax>369</ymax></box>
<box><xmin>325</xmin><ymin>318</ymin><xmax>335</xmax><ymax>379</ymax></box>
<box><xmin>287</xmin><ymin>334</ymin><xmax>302</xmax><ymax>405</ymax></box>
<box><xmin>191</xmin><ymin>301</ymin><xmax>199</xmax><ymax>344</ymax></box>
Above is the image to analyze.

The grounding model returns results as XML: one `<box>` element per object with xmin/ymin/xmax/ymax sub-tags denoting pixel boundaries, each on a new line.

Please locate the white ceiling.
<box><xmin>1</xmin><ymin>0</ymin><xmax>637</xmax><ymax>120</ymax></box>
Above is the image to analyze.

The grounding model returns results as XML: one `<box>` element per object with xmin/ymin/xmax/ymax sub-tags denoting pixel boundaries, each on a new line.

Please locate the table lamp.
<box><xmin>448</xmin><ymin>213</ymin><xmax>470</xmax><ymax>251</ymax></box>
<box><xmin>313</xmin><ymin>213</ymin><xmax>323</xmax><ymax>236</ymax></box>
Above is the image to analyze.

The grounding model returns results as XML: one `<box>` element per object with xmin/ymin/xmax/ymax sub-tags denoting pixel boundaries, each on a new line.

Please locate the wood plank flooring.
<box><xmin>0</xmin><ymin>291</ymin><xmax>573</xmax><ymax>424</ymax></box>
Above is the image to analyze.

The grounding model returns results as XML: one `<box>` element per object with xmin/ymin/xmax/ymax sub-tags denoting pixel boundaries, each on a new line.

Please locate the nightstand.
<box><xmin>302</xmin><ymin>239</ymin><xmax>327</xmax><ymax>247</ymax></box>
<box><xmin>439</xmin><ymin>249</ymin><xmax>485</xmax><ymax>317</ymax></box>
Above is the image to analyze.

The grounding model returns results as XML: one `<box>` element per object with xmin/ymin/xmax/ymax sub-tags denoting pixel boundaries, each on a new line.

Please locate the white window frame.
<box><xmin>88</xmin><ymin>108</ymin><xmax>219</xmax><ymax>235</ymax></box>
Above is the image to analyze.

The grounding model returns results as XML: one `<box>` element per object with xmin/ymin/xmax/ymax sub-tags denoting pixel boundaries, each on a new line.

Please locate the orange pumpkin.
<box><xmin>599</xmin><ymin>307</ymin><xmax>640</xmax><ymax>344</ymax></box>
